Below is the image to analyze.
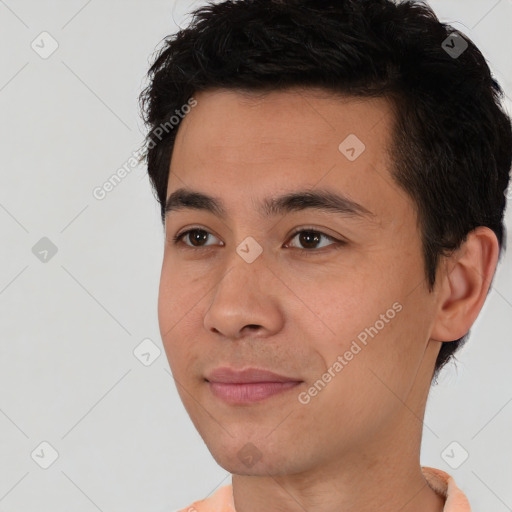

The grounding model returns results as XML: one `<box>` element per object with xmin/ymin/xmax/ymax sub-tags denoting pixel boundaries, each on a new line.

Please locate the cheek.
<box><xmin>293</xmin><ymin>262</ymin><xmax>420</xmax><ymax>387</ymax></box>
<box><xmin>157</xmin><ymin>258</ymin><xmax>198</xmax><ymax>368</ymax></box>
<box><xmin>298</xmin><ymin>305</ymin><xmax>416</xmax><ymax>437</ymax></box>
<box><xmin>287</xmin><ymin>268</ymin><xmax>390</xmax><ymax>353</ymax></box>
<box><xmin>157</xmin><ymin>255</ymin><xmax>205</xmax><ymax>331</ymax></box>
<box><xmin>157</xmin><ymin>263</ymin><xmax>176</xmax><ymax>337</ymax></box>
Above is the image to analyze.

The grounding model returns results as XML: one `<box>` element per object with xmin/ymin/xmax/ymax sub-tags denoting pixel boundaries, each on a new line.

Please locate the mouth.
<box><xmin>205</xmin><ymin>367</ymin><xmax>303</xmax><ymax>404</ymax></box>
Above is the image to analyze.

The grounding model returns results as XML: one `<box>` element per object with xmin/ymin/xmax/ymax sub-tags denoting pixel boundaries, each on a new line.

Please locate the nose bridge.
<box><xmin>220</xmin><ymin>225</ymin><xmax>268</xmax><ymax>282</ymax></box>
<box><xmin>214</xmin><ymin>238</ymin><xmax>267</xmax><ymax>306</ymax></box>
<box><xmin>203</xmin><ymin>239</ymin><xmax>282</xmax><ymax>338</ymax></box>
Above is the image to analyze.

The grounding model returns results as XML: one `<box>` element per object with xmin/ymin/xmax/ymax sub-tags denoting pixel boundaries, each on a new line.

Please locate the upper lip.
<box><xmin>205</xmin><ymin>367</ymin><xmax>302</xmax><ymax>384</ymax></box>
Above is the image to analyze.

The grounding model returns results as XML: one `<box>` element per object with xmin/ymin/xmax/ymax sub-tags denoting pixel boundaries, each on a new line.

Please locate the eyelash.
<box><xmin>171</xmin><ymin>226</ymin><xmax>346</xmax><ymax>255</ymax></box>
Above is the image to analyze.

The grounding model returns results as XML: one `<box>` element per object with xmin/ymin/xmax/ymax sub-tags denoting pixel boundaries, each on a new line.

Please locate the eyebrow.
<box><xmin>164</xmin><ymin>187</ymin><xmax>376</xmax><ymax>222</ymax></box>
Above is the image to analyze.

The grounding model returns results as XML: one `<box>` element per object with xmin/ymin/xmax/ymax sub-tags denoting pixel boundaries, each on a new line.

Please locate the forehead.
<box><xmin>167</xmin><ymin>87</ymin><xmax>411</xmax><ymax>225</ymax></box>
<box><xmin>173</xmin><ymin>87</ymin><xmax>392</xmax><ymax>156</ymax></box>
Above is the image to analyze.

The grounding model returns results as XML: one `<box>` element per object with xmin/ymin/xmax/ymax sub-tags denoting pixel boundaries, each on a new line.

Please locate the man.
<box><xmin>138</xmin><ymin>0</ymin><xmax>512</xmax><ymax>510</ymax></box>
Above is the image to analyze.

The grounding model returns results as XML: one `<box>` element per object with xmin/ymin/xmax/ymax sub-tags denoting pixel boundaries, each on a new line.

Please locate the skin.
<box><xmin>157</xmin><ymin>87</ymin><xmax>499</xmax><ymax>512</ymax></box>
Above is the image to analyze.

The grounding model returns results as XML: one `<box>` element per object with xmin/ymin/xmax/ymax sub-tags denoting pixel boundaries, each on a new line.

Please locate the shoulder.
<box><xmin>174</xmin><ymin>484</ymin><xmax>235</xmax><ymax>512</ymax></box>
<box><xmin>421</xmin><ymin>466</ymin><xmax>472</xmax><ymax>512</ymax></box>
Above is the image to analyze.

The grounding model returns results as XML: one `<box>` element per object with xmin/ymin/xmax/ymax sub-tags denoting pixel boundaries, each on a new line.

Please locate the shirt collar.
<box><xmin>422</xmin><ymin>466</ymin><xmax>472</xmax><ymax>511</ymax></box>
<box><xmin>182</xmin><ymin>466</ymin><xmax>471</xmax><ymax>512</ymax></box>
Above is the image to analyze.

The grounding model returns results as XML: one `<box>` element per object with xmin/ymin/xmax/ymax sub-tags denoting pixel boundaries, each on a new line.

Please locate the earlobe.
<box><xmin>430</xmin><ymin>227</ymin><xmax>499</xmax><ymax>343</ymax></box>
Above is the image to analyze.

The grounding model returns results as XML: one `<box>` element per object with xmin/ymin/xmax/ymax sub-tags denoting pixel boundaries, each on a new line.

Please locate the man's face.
<box><xmin>158</xmin><ymin>88</ymin><xmax>441</xmax><ymax>476</ymax></box>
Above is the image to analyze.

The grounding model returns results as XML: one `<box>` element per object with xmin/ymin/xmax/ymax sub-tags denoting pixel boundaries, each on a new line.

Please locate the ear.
<box><xmin>430</xmin><ymin>226</ymin><xmax>500</xmax><ymax>342</ymax></box>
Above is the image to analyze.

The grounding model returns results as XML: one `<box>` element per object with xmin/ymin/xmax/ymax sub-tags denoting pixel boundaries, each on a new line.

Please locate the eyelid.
<box><xmin>286</xmin><ymin>226</ymin><xmax>340</xmax><ymax>245</ymax></box>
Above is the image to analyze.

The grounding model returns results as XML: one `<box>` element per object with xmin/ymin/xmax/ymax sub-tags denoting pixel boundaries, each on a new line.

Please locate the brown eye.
<box><xmin>173</xmin><ymin>228</ymin><xmax>220</xmax><ymax>247</ymax></box>
<box><xmin>186</xmin><ymin>229</ymin><xmax>208</xmax><ymax>246</ymax></box>
<box><xmin>298</xmin><ymin>231</ymin><xmax>322</xmax><ymax>249</ymax></box>
<box><xmin>287</xmin><ymin>229</ymin><xmax>338</xmax><ymax>250</ymax></box>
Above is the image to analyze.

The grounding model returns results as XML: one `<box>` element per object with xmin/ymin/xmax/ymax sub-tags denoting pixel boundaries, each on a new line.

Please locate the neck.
<box><xmin>232</xmin><ymin>440</ymin><xmax>445</xmax><ymax>512</ymax></box>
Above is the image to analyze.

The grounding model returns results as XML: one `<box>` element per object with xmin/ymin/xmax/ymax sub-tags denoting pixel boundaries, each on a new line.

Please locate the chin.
<box><xmin>204</xmin><ymin>436</ymin><xmax>299</xmax><ymax>477</ymax></box>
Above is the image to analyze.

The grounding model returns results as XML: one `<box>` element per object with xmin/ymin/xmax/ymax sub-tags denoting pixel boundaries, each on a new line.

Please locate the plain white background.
<box><xmin>0</xmin><ymin>0</ymin><xmax>511</xmax><ymax>510</ymax></box>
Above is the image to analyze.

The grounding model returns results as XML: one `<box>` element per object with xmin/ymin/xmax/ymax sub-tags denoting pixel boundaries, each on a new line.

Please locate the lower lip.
<box><xmin>207</xmin><ymin>381</ymin><xmax>302</xmax><ymax>404</ymax></box>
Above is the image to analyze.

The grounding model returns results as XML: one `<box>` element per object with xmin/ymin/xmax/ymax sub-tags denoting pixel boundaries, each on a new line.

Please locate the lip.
<box><xmin>205</xmin><ymin>367</ymin><xmax>303</xmax><ymax>404</ymax></box>
<box><xmin>205</xmin><ymin>367</ymin><xmax>301</xmax><ymax>384</ymax></box>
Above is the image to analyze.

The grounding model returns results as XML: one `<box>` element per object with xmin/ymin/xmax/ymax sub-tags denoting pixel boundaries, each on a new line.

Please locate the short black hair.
<box><xmin>139</xmin><ymin>0</ymin><xmax>512</xmax><ymax>382</ymax></box>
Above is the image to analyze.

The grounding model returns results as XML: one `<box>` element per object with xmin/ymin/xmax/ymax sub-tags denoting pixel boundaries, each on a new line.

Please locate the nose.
<box><xmin>203</xmin><ymin>256</ymin><xmax>284</xmax><ymax>340</ymax></box>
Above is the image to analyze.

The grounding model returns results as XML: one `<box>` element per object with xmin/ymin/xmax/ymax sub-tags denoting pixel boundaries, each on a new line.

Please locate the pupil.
<box><xmin>300</xmin><ymin>231</ymin><xmax>319</xmax><ymax>249</ymax></box>
<box><xmin>191</xmin><ymin>230</ymin><xmax>207</xmax><ymax>246</ymax></box>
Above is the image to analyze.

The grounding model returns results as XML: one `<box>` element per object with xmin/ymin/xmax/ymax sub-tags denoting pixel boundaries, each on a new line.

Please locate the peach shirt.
<box><xmin>176</xmin><ymin>466</ymin><xmax>471</xmax><ymax>512</ymax></box>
